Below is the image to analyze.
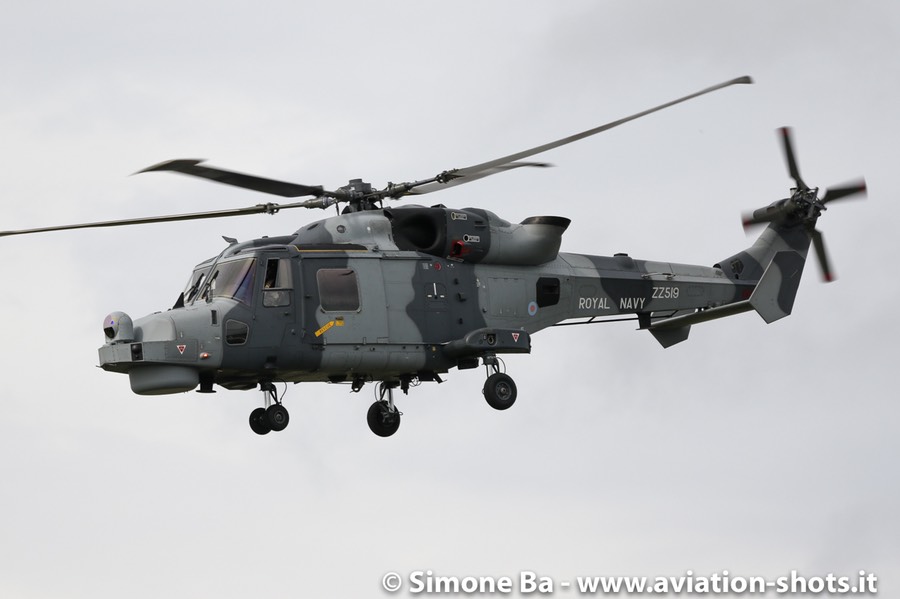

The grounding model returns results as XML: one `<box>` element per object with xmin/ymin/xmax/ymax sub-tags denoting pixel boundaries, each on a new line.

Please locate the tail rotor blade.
<box><xmin>779</xmin><ymin>127</ymin><xmax>808</xmax><ymax>191</ymax></box>
<box><xmin>741</xmin><ymin>212</ymin><xmax>763</xmax><ymax>229</ymax></box>
<box><xmin>742</xmin><ymin>198</ymin><xmax>795</xmax><ymax>230</ymax></box>
<box><xmin>822</xmin><ymin>179</ymin><xmax>867</xmax><ymax>204</ymax></box>
<box><xmin>809</xmin><ymin>227</ymin><xmax>835</xmax><ymax>282</ymax></box>
<box><xmin>742</xmin><ymin>211</ymin><xmax>773</xmax><ymax>230</ymax></box>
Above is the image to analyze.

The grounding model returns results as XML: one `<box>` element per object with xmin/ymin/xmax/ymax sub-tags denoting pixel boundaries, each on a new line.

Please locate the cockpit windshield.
<box><xmin>182</xmin><ymin>267</ymin><xmax>211</xmax><ymax>305</ymax></box>
<box><xmin>209</xmin><ymin>258</ymin><xmax>256</xmax><ymax>304</ymax></box>
<box><xmin>181</xmin><ymin>258</ymin><xmax>256</xmax><ymax>306</ymax></box>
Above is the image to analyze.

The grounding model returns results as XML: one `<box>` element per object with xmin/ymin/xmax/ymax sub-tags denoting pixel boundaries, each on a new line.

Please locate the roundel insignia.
<box><xmin>527</xmin><ymin>301</ymin><xmax>538</xmax><ymax>316</ymax></box>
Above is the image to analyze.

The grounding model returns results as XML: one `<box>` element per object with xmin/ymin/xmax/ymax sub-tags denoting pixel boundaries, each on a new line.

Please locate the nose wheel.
<box><xmin>249</xmin><ymin>381</ymin><xmax>289</xmax><ymax>435</ymax></box>
<box><xmin>482</xmin><ymin>356</ymin><xmax>517</xmax><ymax>410</ymax></box>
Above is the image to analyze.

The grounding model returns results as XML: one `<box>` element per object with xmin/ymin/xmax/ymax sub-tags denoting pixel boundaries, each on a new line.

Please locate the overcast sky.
<box><xmin>1</xmin><ymin>2</ymin><xmax>897</xmax><ymax>598</ymax></box>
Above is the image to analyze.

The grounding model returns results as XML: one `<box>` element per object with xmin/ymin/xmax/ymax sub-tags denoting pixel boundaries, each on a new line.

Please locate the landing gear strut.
<box><xmin>367</xmin><ymin>382</ymin><xmax>402</xmax><ymax>437</ymax></box>
<box><xmin>482</xmin><ymin>356</ymin><xmax>517</xmax><ymax>410</ymax></box>
<box><xmin>249</xmin><ymin>381</ymin><xmax>289</xmax><ymax>435</ymax></box>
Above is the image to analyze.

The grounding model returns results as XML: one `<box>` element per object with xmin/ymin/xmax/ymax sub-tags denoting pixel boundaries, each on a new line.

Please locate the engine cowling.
<box><xmin>386</xmin><ymin>206</ymin><xmax>569</xmax><ymax>266</ymax></box>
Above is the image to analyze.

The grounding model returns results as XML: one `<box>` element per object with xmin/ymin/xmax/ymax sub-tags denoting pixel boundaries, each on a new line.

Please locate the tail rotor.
<box><xmin>741</xmin><ymin>127</ymin><xmax>866</xmax><ymax>282</ymax></box>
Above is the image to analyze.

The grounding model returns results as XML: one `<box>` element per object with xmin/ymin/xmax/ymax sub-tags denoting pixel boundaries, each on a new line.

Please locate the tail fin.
<box><xmin>714</xmin><ymin>221</ymin><xmax>812</xmax><ymax>323</ymax></box>
<box><xmin>747</xmin><ymin>250</ymin><xmax>806</xmax><ymax>323</ymax></box>
<box><xmin>715</xmin><ymin>222</ymin><xmax>811</xmax><ymax>286</ymax></box>
<box><xmin>647</xmin><ymin>245</ymin><xmax>808</xmax><ymax>346</ymax></box>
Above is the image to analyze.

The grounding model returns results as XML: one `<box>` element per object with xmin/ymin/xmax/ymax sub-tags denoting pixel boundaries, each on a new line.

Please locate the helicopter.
<box><xmin>1</xmin><ymin>75</ymin><xmax>866</xmax><ymax>438</ymax></box>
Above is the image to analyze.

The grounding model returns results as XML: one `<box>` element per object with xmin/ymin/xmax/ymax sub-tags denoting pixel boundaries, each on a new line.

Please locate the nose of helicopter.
<box><xmin>98</xmin><ymin>311</ymin><xmax>201</xmax><ymax>395</ymax></box>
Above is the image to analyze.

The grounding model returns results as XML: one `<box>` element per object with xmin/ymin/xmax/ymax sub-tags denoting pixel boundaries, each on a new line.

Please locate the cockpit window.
<box><xmin>182</xmin><ymin>269</ymin><xmax>210</xmax><ymax>305</ymax></box>
<box><xmin>264</xmin><ymin>258</ymin><xmax>291</xmax><ymax>288</ymax></box>
<box><xmin>209</xmin><ymin>258</ymin><xmax>257</xmax><ymax>305</ymax></box>
<box><xmin>263</xmin><ymin>258</ymin><xmax>292</xmax><ymax>308</ymax></box>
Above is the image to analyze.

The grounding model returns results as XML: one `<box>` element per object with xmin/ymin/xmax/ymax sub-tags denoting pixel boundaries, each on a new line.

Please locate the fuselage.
<box><xmin>98</xmin><ymin>207</ymin><xmax>758</xmax><ymax>394</ymax></box>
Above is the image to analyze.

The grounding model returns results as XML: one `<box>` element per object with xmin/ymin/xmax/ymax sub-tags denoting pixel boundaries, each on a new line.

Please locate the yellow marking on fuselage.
<box><xmin>315</xmin><ymin>321</ymin><xmax>335</xmax><ymax>337</ymax></box>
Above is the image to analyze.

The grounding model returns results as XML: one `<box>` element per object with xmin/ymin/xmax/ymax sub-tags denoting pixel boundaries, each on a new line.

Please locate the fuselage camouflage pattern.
<box><xmin>99</xmin><ymin>204</ymin><xmax>811</xmax><ymax>396</ymax></box>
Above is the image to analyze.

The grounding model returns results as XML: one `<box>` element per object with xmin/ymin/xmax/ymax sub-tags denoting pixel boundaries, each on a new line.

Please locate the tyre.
<box><xmin>483</xmin><ymin>372</ymin><xmax>517</xmax><ymax>410</ymax></box>
<box><xmin>366</xmin><ymin>401</ymin><xmax>401</xmax><ymax>437</ymax></box>
<box><xmin>266</xmin><ymin>404</ymin><xmax>290</xmax><ymax>432</ymax></box>
<box><xmin>249</xmin><ymin>407</ymin><xmax>271</xmax><ymax>435</ymax></box>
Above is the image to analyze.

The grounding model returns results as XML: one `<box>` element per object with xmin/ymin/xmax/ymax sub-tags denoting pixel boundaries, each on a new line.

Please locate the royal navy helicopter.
<box><xmin>1</xmin><ymin>76</ymin><xmax>866</xmax><ymax>437</ymax></box>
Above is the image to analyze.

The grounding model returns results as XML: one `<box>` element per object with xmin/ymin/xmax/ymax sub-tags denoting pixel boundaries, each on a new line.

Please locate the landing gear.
<box><xmin>249</xmin><ymin>407</ymin><xmax>271</xmax><ymax>435</ymax></box>
<box><xmin>249</xmin><ymin>381</ymin><xmax>289</xmax><ymax>435</ymax></box>
<box><xmin>367</xmin><ymin>382</ymin><xmax>402</xmax><ymax>437</ymax></box>
<box><xmin>482</xmin><ymin>356</ymin><xmax>517</xmax><ymax>410</ymax></box>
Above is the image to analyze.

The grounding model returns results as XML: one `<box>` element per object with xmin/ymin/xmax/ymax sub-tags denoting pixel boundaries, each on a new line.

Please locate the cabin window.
<box><xmin>225</xmin><ymin>319</ymin><xmax>249</xmax><ymax>345</ymax></box>
<box><xmin>317</xmin><ymin>268</ymin><xmax>360</xmax><ymax>312</ymax></box>
<box><xmin>263</xmin><ymin>258</ymin><xmax>292</xmax><ymax>307</ymax></box>
<box><xmin>536</xmin><ymin>277</ymin><xmax>560</xmax><ymax>307</ymax></box>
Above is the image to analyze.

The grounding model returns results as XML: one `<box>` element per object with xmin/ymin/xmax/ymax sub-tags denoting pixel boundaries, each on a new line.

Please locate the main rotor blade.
<box><xmin>821</xmin><ymin>179</ymin><xmax>867</xmax><ymax>204</ymax></box>
<box><xmin>403</xmin><ymin>161</ymin><xmax>552</xmax><ymax>195</ymax></box>
<box><xmin>0</xmin><ymin>199</ymin><xmax>328</xmax><ymax>238</ymax></box>
<box><xmin>779</xmin><ymin>127</ymin><xmax>808</xmax><ymax>191</ymax></box>
<box><xmin>404</xmin><ymin>75</ymin><xmax>753</xmax><ymax>196</ymax></box>
<box><xmin>138</xmin><ymin>159</ymin><xmax>327</xmax><ymax>198</ymax></box>
<box><xmin>809</xmin><ymin>226</ymin><xmax>835</xmax><ymax>282</ymax></box>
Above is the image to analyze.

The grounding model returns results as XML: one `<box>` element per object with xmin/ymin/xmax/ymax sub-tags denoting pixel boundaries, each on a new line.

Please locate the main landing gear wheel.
<box><xmin>483</xmin><ymin>372</ymin><xmax>517</xmax><ymax>410</ymax></box>
<box><xmin>367</xmin><ymin>401</ymin><xmax>401</xmax><ymax>437</ymax></box>
<box><xmin>266</xmin><ymin>404</ymin><xmax>289</xmax><ymax>432</ymax></box>
<box><xmin>367</xmin><ymin>382</ymin><xmax>402</xmax><ymax>437</ymax></box>
<box><xmin>249</xmin><ymin>407</ymin><xmax>271</xmax><ymax>435</ymax></box>
<box><xmin>249</xmin><ymin>381</ymin><xmax>289</xmax><ymax>435</ymax></box>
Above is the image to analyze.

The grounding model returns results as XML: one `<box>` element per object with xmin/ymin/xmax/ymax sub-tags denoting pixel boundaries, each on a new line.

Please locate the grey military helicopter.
<box><xmin>1</xmin><ymin>76</ymin><xmax>866</xmax><ymax>437</ymax></box>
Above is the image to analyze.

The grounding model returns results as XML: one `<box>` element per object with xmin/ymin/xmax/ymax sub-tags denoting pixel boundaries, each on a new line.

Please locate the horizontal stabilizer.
<box><xmin>649</xmin><ymin>325</ymin><xmax>691</xmax><ymax>348</ymax></box>
<box><xmin>649</xmin><ymin>300</ymin><xmax>754</xmax><ymax>332</ymax></box>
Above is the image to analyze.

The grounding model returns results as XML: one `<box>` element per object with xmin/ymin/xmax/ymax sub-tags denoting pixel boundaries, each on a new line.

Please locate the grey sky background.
<box><xmin>1</xmin><ymin>2</ymin><xmax>897</xmax><ymax>597</ymax></box>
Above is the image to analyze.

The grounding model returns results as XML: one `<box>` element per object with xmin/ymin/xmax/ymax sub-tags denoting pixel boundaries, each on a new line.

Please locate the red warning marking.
<box><xmin>177</xmin><ymin>344</ymin><xmax>186</xmax><ymax>354</ymax></box>
<box><xmin>511</xmin><ymin>333</ymin><xmax>520</xmax><ymax>343</ymax></box>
